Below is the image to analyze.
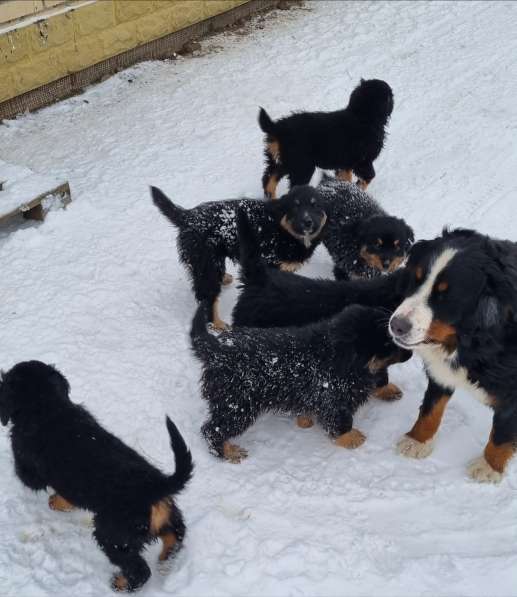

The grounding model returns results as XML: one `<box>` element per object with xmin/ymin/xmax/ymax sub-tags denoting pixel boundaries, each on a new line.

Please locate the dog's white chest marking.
<box><xmin>418</xmin><ymin>344</ymin><xmax>492</xmax><ymax>406</ymax></box>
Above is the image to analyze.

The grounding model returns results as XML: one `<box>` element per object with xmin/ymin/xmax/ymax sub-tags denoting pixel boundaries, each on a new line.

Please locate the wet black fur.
<box><xmin>318</xmin><ymin>176</ymin><xmax>414</xmax><ymax>280</ymax></box>
<box><xmin>151</xmin><ymin>185</ymin><xmax>327</xmax><ymax>315</ymax></box>
<box><xmin>0</xmin><ymin>361</ymin><xmax>193</xmax><ymax>592</ymax></box>
<box><xmin>394</xmin><ymin>229</ymin><xmax>517</xmax><ymax>454</ymax></box>
<box><xmin>259</xmin><ymin>79</ymin><xmax>394</xmax><ymax>192</ymax></box>
<box><xmin>190</xmin><ymin>303</ymin><xmax>410</xmax><ymax>458</ymax></box>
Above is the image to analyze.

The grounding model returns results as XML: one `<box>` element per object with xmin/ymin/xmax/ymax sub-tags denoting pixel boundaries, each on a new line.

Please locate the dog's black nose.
<box><xmin>303</xmin><ymin>218</ymin><xmax>313</xmax><ymax>231</ymax></box>
<box><xmin>390</xmin><ymin>316</ymin><xmax>412</xmax><ymax>337</ymax></box>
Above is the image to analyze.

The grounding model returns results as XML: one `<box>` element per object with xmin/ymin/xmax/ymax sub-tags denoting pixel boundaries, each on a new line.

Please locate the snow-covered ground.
<box><xmin>1</xmin><ymin>1</ymin><xmax>516</xmax><ymax>595</ymax></box>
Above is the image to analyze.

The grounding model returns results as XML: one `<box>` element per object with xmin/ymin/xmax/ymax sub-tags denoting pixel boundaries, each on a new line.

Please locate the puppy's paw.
<box><xmin>335</xmin><ymin>428</ymin><xmax>366</xmax><ymax>449</ymax></box>
<box><xmin>467</xmin><ymin>456</ymin><xmax>503</xmax><ymax>484</ymax></box>
<box><xmin>296</xmin><ymin>415</ymin><xmax>314</xmax><ymax>429</ymax></box>
<box><xmin>48</xmin><ymin>494</ymin><xmax>75</xmax><ymax>512</ymax></box>
<box><xmin>222</xmin><ymin>273</ymin><xmax>233</xmax><ymax>286</ymax></box>
<box><xmin>372</xmin><ymin>383</ymin><xmax>403</xmax><ymax>402</ymax></box>
<box><xmin>223</xmin><ymin>442</ymin><xmax>248</xmax><ymax>464</ymax></box>
<box><xmin>396</xmin><ymin>435</ymin><xmax>434</xmax><ymax>459</ymax></box>
<box><xmin>111</xmin><ymin>574</ymin><xmax>129</xmax><ymax>592</ymax></box>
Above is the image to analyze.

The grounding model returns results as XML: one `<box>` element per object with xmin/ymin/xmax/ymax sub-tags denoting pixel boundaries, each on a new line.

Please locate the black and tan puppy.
<box><xmin>318</xmin><ymin>176</ymin><xmax>414</xmax><ymax>280</ymax></box>
<box><xmin>389</xmin><ymin>229</ymin><xmax>517</xmax><ymax>483</ymax></box>
<box><xmin>232</xmin><ymin>210</ymin><xmax>409</xmax><ymax>403</ymax></box>
<box><xmin>191</xmin><ymin>302</ymin><xmax>411</xmax><ymax>461</ymax></box>
<box><xmin>259</xmin><ymin>78</ymin><xmax>394</xmax><ymax>198</ymax></box>
<box><xmin>0</xmin><ymin>361</ymin><xmax>193</xmax><ymax>592</ymax></box>
<box><xmin>151</xmin><ymin>185</ymin><xmax>327</xmax><ymax>328</ymax></box>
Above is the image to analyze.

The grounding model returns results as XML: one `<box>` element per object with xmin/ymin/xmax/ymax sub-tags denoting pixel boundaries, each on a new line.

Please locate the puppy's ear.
<box><xmin>405</xmin><ymin>225</ymin><xmax>415</xmax><ymax>247</ymax></box>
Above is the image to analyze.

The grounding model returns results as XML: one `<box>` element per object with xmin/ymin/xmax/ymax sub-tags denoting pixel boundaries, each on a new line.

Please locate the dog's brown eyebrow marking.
<box><xmin>436</xmin><ymin>280</ymin><xmax>448</xmax><ymax>292</ymax></box>
<box><xmin>415</xmin><ymin>266</ymin><xmax>423</xmax><ymax>280</ymax></box>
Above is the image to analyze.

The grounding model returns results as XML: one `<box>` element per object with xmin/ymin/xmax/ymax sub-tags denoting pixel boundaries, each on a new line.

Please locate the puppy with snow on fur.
<box><xmin>191</xmin><ymin>301</ymin><xmax>411</xmax><ymax>462</ymax></box>
<box><xmin>318</xmin><ymin>175</ymin><xmax>414</xmax><ymax>281</ymax></box>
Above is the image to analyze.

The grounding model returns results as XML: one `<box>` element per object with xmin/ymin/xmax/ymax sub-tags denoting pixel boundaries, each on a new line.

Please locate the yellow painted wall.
<box><xmin>0</xmin><ymin>0</ymin><xmax>248</xmax><ymax>103</ymax></box>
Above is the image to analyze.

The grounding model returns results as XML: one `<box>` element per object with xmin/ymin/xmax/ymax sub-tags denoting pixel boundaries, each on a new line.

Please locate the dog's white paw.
<box><xmin>396</xmin><ymin>435</ymin><xmax>434</xmax><ymax>459</ymax></box>
<box><xmin>467</xmin><ymin>456</ymin><xmax>503</xmax><ymax>484</ymax></box>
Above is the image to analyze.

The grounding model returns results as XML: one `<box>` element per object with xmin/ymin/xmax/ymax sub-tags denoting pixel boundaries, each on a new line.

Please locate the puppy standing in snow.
<box><xmin>259</xmin><ymin>78</ymin><xmax>394</xmax><ymax>198</ymax></box>
<box><xmin>0</xmin><ymin>361</ymin><xmax>193</xmax><ymax>592</ymax></box>
<box><xmin>191</xmin><ymin>302</ymin><xmax>411</xmax><ymax>462</ymax></box>
<box><xmin>151</xmin><ymin>185</ymin><xmax>327</xmax><ymax>329</ymax></box>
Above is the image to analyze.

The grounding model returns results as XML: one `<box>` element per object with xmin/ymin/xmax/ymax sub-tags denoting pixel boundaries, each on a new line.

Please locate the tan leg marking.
<box><xmin>222</xmin><ymin>272</ymin><xmax>233</xmax><ymax>286</ymax></box>
<box><xmin>296</xmin><ymin>415</ymin><xmax>314</xmax><ymax>429</ymax></box>
<box><xmin>112</xmin><ymin>574</ymin><xmax>129</xmax><ymax>592</ymax></box>
<box><xmin>484</xmin><ymin>434</ymin><xmax>515</xmax><ymax>474</ymax></box>
<box><xmin>159</xmin><ymin>532</ymin><xmax>178</xmax><ymax>561</ymax></box>
<box><xmin>265</xmin><ymin>174</ymin><xmax>279</xmax><ymax>199</ymax></box>
<box><xmin>223</xmin><ymin>441</ymin><xmax>248</xmax><ymax>463</ymax></box>
<box><xmin>48</xmin><ymin>494</ymin><xmax>76</xmax><ymax>512</ymax></box>
<box><xmin>150</xmin><ymin>499</ymin><xmax>171</xmax><ymax>534</ymax></box>
<box><xmin>356</xmin><ymin>179</ymin><xmax>369</xmax><ymax>191</ymax></box>
<box><xmin>335</xmin><ymin>169</ymin><xmax>353</xmax><ymax>182</ymax></box>
<box><xmin>279</xmin><ymin>261</ymin><xmax>302</xmax><ymax>273</ymax></box>
<box><xmin>211</xmin><ymin>298</ymin><xmax>229</xmax><ymax>331</ymax></box>
<box><xmin>372</xmin><ymin>383</ymin><xmax>403</xmax><ymax>401</ymax></box>
<box><xmin>407</xmin><ymin>394</ymin><xmax>451</xmax><ymax>443</ymax></box>
<box><xmin>335</xmin><ymin>428</ymin><xmax>366</xmax><ymax>449</ymax></box>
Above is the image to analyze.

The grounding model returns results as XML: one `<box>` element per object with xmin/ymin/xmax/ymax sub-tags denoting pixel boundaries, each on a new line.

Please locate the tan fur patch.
<box><xmin>267</xmin><ymin>140</ymin><xmax>280</xmax><ymax>162</ymax></box>
<box><xmin>48</xmin><ymin>494</ymin><xmax>75</xmax><ymax>512</ymax></box>
<box><xmin>150</xmin><ymin>499</ymin><xmax>171</xmax><ymax>535</ymax></box>
<box><xmin>356</xmin><ymin>179</ymin><xmax>369</xmax><ymax>191</ymax></box>
<box><xmin>159</xmin><ymin>532</ymin><xmax>178</xmax><ymax>561</ymax></box>
<box><xmin>223</xmin><ymin>441</ymin><xmax>248</xmax><ymax>463</ymax></box>
<box><xmin>279</xmin><ymin>261</ymin><xmax>302</xmax><ymax>273</ymax></box>
<box><xmin>426</xmin><ymin>320</ymin><xmax>457</xmax><ymax>352</ymax></box>
<box><xmin>407</xmin><ymin>394</ymin><xmax>451</xmax><ymax>443</ymax></box>
<box><xmin>372</xmin><ymin>383</ymin><xmax>403</xmax><ymax>401</ymax></box>
<box><xmin>388</xmin><ymin>256</ymin><xmax>405</xmax><ymax>272</ymax></box>
<box><xmin>359</xmin><ymin>246</ymin><xmax>383</xmax><ymax>271</ymax></box>
<box><xmin>335</xmin><ymin>169</ymin><xmax>353</xmax><ymax>182</ymax></box>
<box><xmin>415</xmin><ymin>266</ymin><xmax>423</xmax><ymax>281</ymax></box>
<box><xmin>113</xmin><ymin>574</ymin><xmax>129</xmax><ymax>592</ymax></box>
<box><xmin>265</xmin><ymin>174</ymin><xmax>279</xmax><ymax>200</ymax></box>
<box><xmin>296</xmin><ymin>415</ymin><xmax>314</xmax><ymax>428</ymax></box>
<box><xmin>437</xmin><ymin>280</ymin><xmax>448</xmax><ymax>292</ymax></box>
<box><xmin>335</xmin><ymin>428</ymin><xmax>366</xmax><ymax>449</ymax></box>
<box><xmin>484</xmin><ymin>433</ymin><xmax>516</xmax><ymax>473</ymax></box>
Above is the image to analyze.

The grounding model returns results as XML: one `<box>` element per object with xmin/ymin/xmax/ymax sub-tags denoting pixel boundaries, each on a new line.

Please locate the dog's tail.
<box><xmin>165</xmin><ymin>416</ymin><xmax>194</xmax><ymax>494</ymax></box>
<box><xmin>151</xmin><ymin>186</ymin><xmax>187</xmax><ymax>228</ymax></box>
<box><xmin>258</xmin><ymin>107</ymin><xmax>277</xmax><ymax>135</ymax></box>
<box><xmin>237</xmin><ymin>209</ymin><xmax>267</xmax><ymax>285</ymax></box>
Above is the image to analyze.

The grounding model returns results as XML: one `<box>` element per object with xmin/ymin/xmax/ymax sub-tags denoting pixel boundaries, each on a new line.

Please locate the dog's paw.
<box><xmin>335</xmin><ymin>428</ymin><xmax>366</xmax><ymax>449</ymax></box>
<box><xmin>296</xmin><ymin>415</ymin><xmax>314</xmax><ymax>429</ymax></box>
<box><xmin>222</xmin><ymin>273</ymin><xmax>233</xmax><ymax>286</ymax></box>
<box><xmin>372</xmin><ymin>383</ymin><xmax>403</xmax><ymax>402</ymax></box>
<box><xmin>396</xmin><ymin>435</ymin><xmax>434</xmax><ymax>459</ymax></box>
<box><xmin>223</xmin><ymin>442</ymin><xmax>248</xmax><ymax>464</ymax></box>
<box><xmin>467</xmin><ymin>456</ymin><xmax>503</xmax><ymax>484</ymax></box>
<box><xmin>111</xmin><ymin>574</ymin><xmax>129</xmax><ymax>592</ymax></box>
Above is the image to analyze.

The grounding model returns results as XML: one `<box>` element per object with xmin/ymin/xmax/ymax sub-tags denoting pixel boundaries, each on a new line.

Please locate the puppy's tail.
<box><xmin>258</xmin><ymin>107</ymin><xmax>276</xmax><ymax>135</ymax></box>
<box><xmin>165</xmin><ymin>416</ymin><xmax>194</xmax><ymax>494</ymax></box>
<box><xmin>237</xmin><ymin>209</ymin><xmax>267</xmax><ymax>285</ymax></box>
<box><xmin>151</xmin><ymin>186</ymin><xmax>186</xmax><ymax>228</ymax></box>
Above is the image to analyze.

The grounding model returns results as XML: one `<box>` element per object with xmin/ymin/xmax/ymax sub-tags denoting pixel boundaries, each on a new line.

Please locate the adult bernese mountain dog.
<box><xmin>388</xmin><ymin>229</ymin><xmax>517</xmax><ymax>483</ymax></box>
<box><xmin>151</xmin><ymin>185</ymin><xmax>327</xmax><ymax>328</ymax></box>
<box><xmin>0</xmin><ymin>361</ymin><xmax>193</xmax><ymax>592</ymax></box>
<box><xmin>258</xmin><ymin>79</ymin><xmax>394</xmax><ymax>198</ymax></box>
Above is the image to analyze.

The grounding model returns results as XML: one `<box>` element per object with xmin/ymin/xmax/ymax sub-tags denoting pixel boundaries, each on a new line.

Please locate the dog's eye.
<box><xmin>394</xmin><ymin>239</ymin><xmax>400</xmax><ymax>247</ymax></box>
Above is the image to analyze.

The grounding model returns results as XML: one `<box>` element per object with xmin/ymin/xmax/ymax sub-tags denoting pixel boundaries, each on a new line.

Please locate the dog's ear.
<box><xmin>405</xmin><ymin>224</ymin><xmax>415</xmax><ymax>248</ymax></box>
<box><xmin>0</xmin><ymin>372</ymin><xmax>13</xmax><ymax>426</ymax></box>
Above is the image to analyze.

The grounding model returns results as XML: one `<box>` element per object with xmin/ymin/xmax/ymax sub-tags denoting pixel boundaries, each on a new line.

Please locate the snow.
<box><xmin>1</xmin><ymin>1</ymin><xmax>517</xmax><ymax>595</ymax></box>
